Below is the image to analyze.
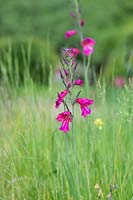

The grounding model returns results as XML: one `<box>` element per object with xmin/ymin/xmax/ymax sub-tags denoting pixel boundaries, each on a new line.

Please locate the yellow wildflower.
<box><xmin>94</xmin><ymin>183</ymin><xmax>100</xmax><ymax>190</ymax></box>
<box><xmin>94</xmin><ymin>118</ymin><xmax>104</xmax><ymax>129</ymax></box>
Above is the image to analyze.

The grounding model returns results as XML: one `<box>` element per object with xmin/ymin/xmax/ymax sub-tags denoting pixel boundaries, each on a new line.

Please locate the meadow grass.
<box><xmin>0</xmin><ymin>80</ymin><xmax>132</xmax><ymax>200</ymax></box>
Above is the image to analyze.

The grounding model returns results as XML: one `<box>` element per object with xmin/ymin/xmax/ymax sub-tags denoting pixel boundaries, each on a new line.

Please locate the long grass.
<box><xmin>0</xmin><ymin>76</ymin><xmax>132</xmax><ymax>199</ymax></box>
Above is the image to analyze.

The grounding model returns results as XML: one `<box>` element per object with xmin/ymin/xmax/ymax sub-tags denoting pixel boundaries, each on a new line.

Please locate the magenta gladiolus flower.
<box><xmin>56</xmin><ymin>111</ymin><xmax>72</xmax><ymax>133</ymax></box>
<box><xmin>81</xmin><ymin>37</ymin><xmax>96</xmax><ymax>46</ymax></box>
<box><xmin>83</xmin><ymin>46</ymin><xmax>94</xmax><ymax>56</ymax></box>
<box><xmin>76</xmin><ymin>98</ymin><xmax>94</xmax><ymax>117</ymax></box>
<box><xmin>74</xmin><ymin>79</ymin><xmax>84</xmax><ymax>86</ymax></box>
<box><xmin>81</xmin><ymin>37</ymin><xmax>96</xmax><ymax>56</ymax></box>
<box><xmin>65</xmin><ymin>30</ymin><xmax>78</xmax><ymax>39</ymax></box>
<box><xmin>55</xmin><ymin>90</ymin><xmax>69</xmax><ymax>108</ymax></box>
<box><xmin>114</xmin><ymin>76</ymin><xmax>125</xmax><ymax>88</ymax></box>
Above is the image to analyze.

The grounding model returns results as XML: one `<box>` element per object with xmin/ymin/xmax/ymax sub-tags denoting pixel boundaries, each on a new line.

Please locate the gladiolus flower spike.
<box><xmin>55</xmin><ymin>2</ymin><xmax>95</xmax><ymax>134</ymax></box>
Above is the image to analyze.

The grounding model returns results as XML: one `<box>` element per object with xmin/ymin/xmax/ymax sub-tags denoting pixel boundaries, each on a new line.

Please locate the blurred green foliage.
<box><xmin>0</xmin><ymin>37</ymin><xmax>58</xmax><ymax>86</ymax></box>
<box><xmin>0</xmin><ymin>0</ymin><xmax>132</xmax><ymax>81</ymax></box>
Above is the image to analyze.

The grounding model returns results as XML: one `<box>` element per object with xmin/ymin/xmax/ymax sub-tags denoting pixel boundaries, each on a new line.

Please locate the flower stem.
<box><xmin>85</xmin><ymin>56</ymin><xmax>91</xmax><ymax>94</ymax></box>
<box><xmin>71</xmin><ymin>104</ymin><xmax>80</xmax><ymax>194</ymax></box>
<box><xmin>73</xmin><ymin>0</ymin><xmax>83</xmax><ymax>41</ymax></box>
<box><xmin>73</xmin><ymin>0</ymin><xmax>88</xmax><ymax>93</ymax></box>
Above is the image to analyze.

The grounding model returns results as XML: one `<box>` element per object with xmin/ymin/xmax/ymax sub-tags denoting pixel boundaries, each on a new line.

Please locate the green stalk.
<box><xmin>73</xmin><ymin>0</ymin><xmax>83</xmax><ymax>41</ymax></box>
<box><xmin>64</xmin><ymin>106</ymin><xmax>80</xmax><ymax>199</ymax></box>
<box><xmin>85</xmin><ymin>56</ymin><xmax>91</xmax><ymax>94</ymax></box>
<box><xmin>73</xmin><ymin>0</ymin><xmax>88</xmax><ymax>93</ymax></box>
<box><xmin>71</xmin><ymin>104</ymin><xmax>80</xmax><ymax>196</ymax></box>
<box><xmin>71</xmin><ymin>105</ymin><xmax>76</xmax><ymax>156</ymax></box>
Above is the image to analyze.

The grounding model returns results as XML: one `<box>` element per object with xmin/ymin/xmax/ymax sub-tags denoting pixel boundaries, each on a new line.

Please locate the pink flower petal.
<box><xmin>76</xmin><ymin>98</ymin><xmax>94</xmax><ymax>106</ymax></box>
<box><xmin>58</xmin><ymin>90</ymin><xmax>68</xmax><ymax>98</ymax></box>
<box><xmin>56</xmin><ymin>111</ymin><xmax>71</xmax><ymax>122</ymax></box>
<box><xmin>56</xmin><ymin>111</ymin><xmax>72</xmax><ymax>133</ymax></box>
<box><xmin>74</xmin><ymin>79</ymin><xmax>84</xmax><ymax>86</ymax></box>
<box><xmin>114</xmin><ymin>76</ymin><xmax>125</xmax><ymax>88</ymax></box>
<box><xmin>81</xmin><ymin>37</ymin><xmax>96</xmax><ymax>47</ymax></box>
<box><xmin>76</xmin><ymin>98</ymin><xmax>94</xmax><ymax>117</ymax></box>
<box><xmin>81</xmin><ymin>106</ymin><xmax>91</xmax><ymax>117</ymax></box>
<box><xmin>71</xmin><ymin>48</ymin><xmax>80</xmax><ymax>56</ymax></box>
<box><xmin>55</xmin><ymin>90</ymin><xmax>69</xmax><ymax>108</ymax></box>
<box><xmin>59</xmin><ymin>120</ymin><xmax>70</xmax><ymax>133</ymax></box>
<box><xmin>64</xmin><ymin>48</ymin><xmax>80</xmax><ymax>58</ymax></box>
<box><xmin>83</xmin><ymin>46</ymin><xmax>94</xmax><ymax>56</ymax></box>
<box><xmin>81</xmin><ymin>37</ymin><xmax>96</xmax><ymax>56</ymax></box>
<box><xmin>65</xmin><ymin>30</ymin><xmax>78</xmax><ymax>39</ymax></box>
<box><xmin>55</xmin><ymin>98</ymin><xmax>63</xmax><ymax>109</ymax></box>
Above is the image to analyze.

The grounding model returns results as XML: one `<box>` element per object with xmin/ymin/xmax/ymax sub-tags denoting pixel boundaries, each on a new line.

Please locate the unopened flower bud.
<box><xmin>70</xmin><ymin>12</ymin><xmax>76</xmax><ymax>18</ymax></box>
<box><xmin>80</xmin><ymin>19</ymin><xmax>84</xmax><ymax>27</ymax></box>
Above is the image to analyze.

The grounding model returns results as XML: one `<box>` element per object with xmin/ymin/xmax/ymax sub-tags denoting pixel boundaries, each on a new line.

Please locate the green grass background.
<box><xmin>0</xmin><ymin>81</ymin><xmax>132</xmax><ymax>199</ymax></box>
